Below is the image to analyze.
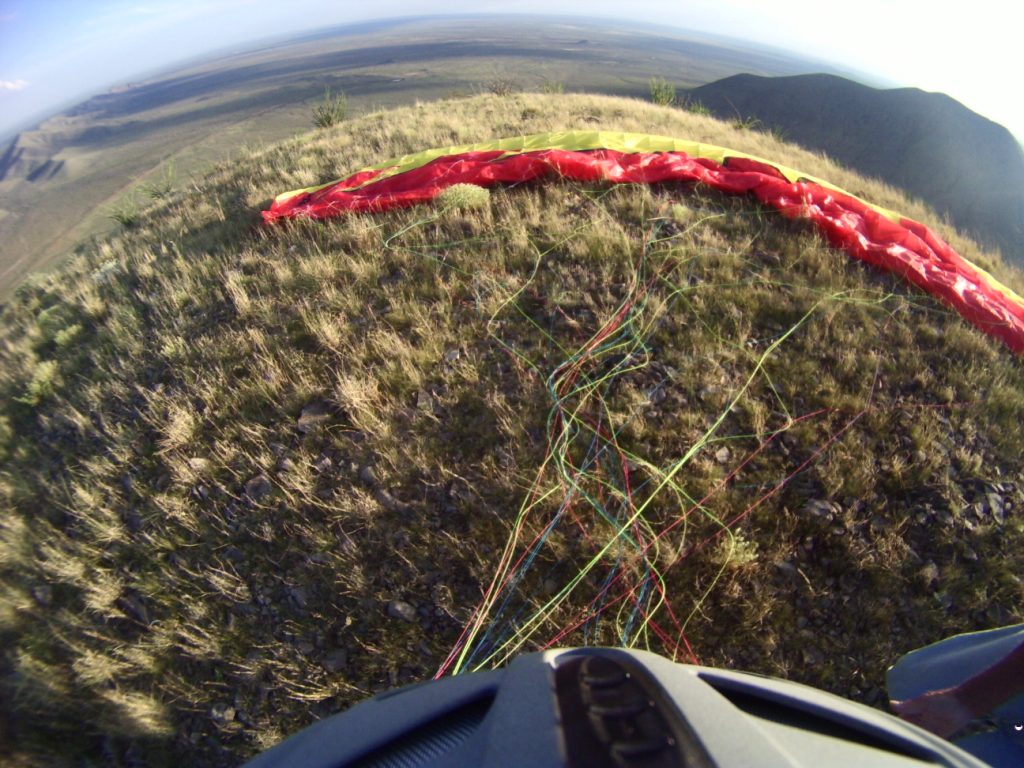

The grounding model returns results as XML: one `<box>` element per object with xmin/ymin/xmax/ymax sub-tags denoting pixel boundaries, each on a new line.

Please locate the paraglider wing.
<box><xmin>264</xmin><ymin>131</ymin><xmax>1024</xmax><ymax>355</ymax></box>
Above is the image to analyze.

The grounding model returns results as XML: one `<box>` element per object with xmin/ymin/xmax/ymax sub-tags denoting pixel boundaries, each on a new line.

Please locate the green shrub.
<box><xmin>36</xmin><ymin>305</ymin><xmax>70</xmax><ymax>344</ymax></box>
<box><xmin>649</xmin><ymin>77</ymin><xmax>676</xmax><ymax>107</ymax></box>
<box><xmin>732</xmin><ymin>116</ymin><xmax>762</xmax><ymax>131</ymax></box>
<box><xmin>486</xmin><ymin>77</ymin><xmax>519</xmax><ymax>97</ymax></box>
<box><xmin>141</xmin><ymin>162</ymin><xmax>175</xmax><ymax>200</ymax></box>
<box><xmin>107</xmin><ymin>198</ymin><xmax>139</xmax><ymax>229</ymax></box>
<box><xmin>436</xmin><ymin>183</ymin><xmax>490</xmax><ymax>211</ymax></box>
<box><xmin>312</xmin><ymin>88</ymin><xmax>348</xmax><ymax>128</ymax></box>
<box><xmin>18</xmin><ymin>360</ymin><xmax>60</xmax><ymax>405</ymax></box>
<box><xmin>54</xmin><ymin>323</ymin><xmax>83</xmax><ymax>349</ymax></box>
<box><xmin>683</xmin><ymin>99</ymin><xmax>712</xmax><ymax>117</ymax></box>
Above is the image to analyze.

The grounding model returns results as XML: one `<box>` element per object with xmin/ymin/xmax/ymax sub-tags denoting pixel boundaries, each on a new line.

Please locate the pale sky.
<box><xmin>0</xmin><ymin>0</ymin><xmax>1021</xmax><ymax>140</ymax></box>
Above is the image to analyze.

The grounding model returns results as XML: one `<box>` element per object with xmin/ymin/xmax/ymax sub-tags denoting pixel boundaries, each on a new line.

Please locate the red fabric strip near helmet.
<box><xmin>263</xmin><ymin>147</ymin><xmax>1024</xmax><ymax>354</ymax></box>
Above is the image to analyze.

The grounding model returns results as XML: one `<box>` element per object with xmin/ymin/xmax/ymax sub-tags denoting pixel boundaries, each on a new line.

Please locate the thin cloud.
<box><xmin>1</xmin><ymin>79</ymin><xmax>29</xmax><ymax>91</ymax></box>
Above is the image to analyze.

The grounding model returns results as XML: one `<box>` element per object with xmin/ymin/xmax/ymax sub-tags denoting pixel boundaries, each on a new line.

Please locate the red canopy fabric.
<box><xmin>265</xmin><ymin>145</ymin><xmax>1024</xmax><ymax>354</ymax></box>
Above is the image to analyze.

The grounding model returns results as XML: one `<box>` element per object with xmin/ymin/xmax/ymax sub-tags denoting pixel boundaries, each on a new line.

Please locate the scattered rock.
<box><xmin>117</xmin><ymin>592</ymin><xmax>151</xmax><ymax>624</ymax></box>
<box><xmin>918</xmin><ymin>561</ymin><xmax>940</xmax><ymax>588</ymax></box>
<box><xmin>277</xmin><ymin>456</ymin><xmax>296</xmax><ymax>472</ymax></box>
<box><xmin>314</xmin><ymin>456</ymin><xmax>333</xmax><ymax>473</ymax></box>
<box><xmin>714</xmin><ymin>447</ymin><xmax>731</xmax><ymax>464</ymax></box>
<box><xmin>123</xmin><ymin>509</ymin><xmax>143</xmax><ymax>533</ymax></box>
<box><xmin>803</xmin><ymin>499</ymin><xmax>836</xmax><ymax>521</ymax></box>
<box><xmin>245</xmin><ymin>474</ymin><xmax>272</xmax><ymax>501</ymax></box>
<box><xmin>322</xmin><ymin>648</ymin><xmax>349</xmax><ymax>673</ymax></box>
<box><xmin>647</xmin><ymin>386</ymin><xmax>667</xmax><ymax>405</ymax></box>
<box><xmin>987</xmin><ymin>493</ymin><xmax>1007</xmax><ymax>523</ymax></box>
<box><xmin>375</xmin><ymin>488</ymin><xmax>410</xmax><ymax>514</ymax></box>
<box><xmin>358</xmin><ymin>464</ymin><xmax>378</xmax><ymax>487</ymax></box>
<box><xmin>188</xmin><ymin>457</ymin><xmax>211</xmax><ymax>474</ymax></box>
<box><xmin>286</xmin><ymin>586</ymin><xmax>309</xmax><ymax>610</ymax></box>
<box><xmin>774</xmin><ymin>561</ymin><xmax>798</xmax><ymax>578</ymax></box>
<box><xmin>444</xmin><ymin>348</ymin><xmax>461</xmax><ymax>364</ymax></box>
<box><xmin>211</xmin><ymin>703</ymin><xmax>236</xmax><ymax>723</ymax></box>
<box><xmin>388</xmin><ymin>600</ymin><xmax>417</xmax><ymax>623</ymax></box>
<box><xmin>297</xmin><ymin>401</ymin><xmax>334</xmax><ymax>434</ymax></box>
<box><xmin>802</xmin><ymin>647</ymin><xmax>825</xmax><ymax>666</ymax></box>
<box><xmin>697</xmin><ymin>386</ymin><xmax>719</xmax><ymax>402</ymax></box>
<box><xmin>31</xmin><ymin>584</ymin><xmax>53</xmax><ymax>607</ymax></box>
<box><xmin>415</xmin><ymin>390</ymin><xmax>435</xmax><ymax>413</ymax></box>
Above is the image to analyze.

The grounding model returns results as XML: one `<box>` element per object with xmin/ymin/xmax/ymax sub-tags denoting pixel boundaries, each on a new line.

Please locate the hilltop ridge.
<box><xmin>0</xmin><ymin>93</ymin><xmax>1022</xmax><ymax>768</ymax></box>
<box><xmin>687</xmin><ymin>73</ymin><xmax>1024</xmax><ymax>265</ymax></box>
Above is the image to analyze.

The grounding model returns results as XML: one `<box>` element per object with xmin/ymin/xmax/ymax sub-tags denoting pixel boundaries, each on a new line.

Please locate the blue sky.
<box><xmin>1</xmin><ymin>0</ymin><xmax>1021</xmax><ymax>140</ymax></box>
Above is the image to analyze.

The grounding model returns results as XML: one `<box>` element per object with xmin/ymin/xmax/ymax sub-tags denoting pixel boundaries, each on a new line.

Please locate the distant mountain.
<box><xmin>687</xmin><ymin>73</ymin><xmax>1024</xmax><ymax>265</ymax></box>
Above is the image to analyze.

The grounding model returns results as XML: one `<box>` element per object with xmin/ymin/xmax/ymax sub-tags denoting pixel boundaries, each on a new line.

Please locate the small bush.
<box><xmin>540</xmin><ymin>79</ymin><xmax>565</xmax><ymax>94</ymax></box>
<box><xmin>683</xmin><ymin>99</ymin><xmax>712</xmax><ymax>117</ymax></box>
<box><xmin>649</xmin><ymin>77</ymin><xmax>676</xmax><ymax>107</ymax></box>
<box><xmin>36</xmin><ymin>305</ymin><xmax>71</xmax><ymax>344</ymax></box>
<box><xmin>714</xmin><ymin>533</ymin><xmax>759</xmax><ymax>570</ymax></box>
<box><xmin>54</xmin><ymin>323</ymin><xmax>83</xmax><ymax>349</ymax></box>
<box><xmin>18</xmin><ymin>360</ymin><xmax>60</xmax><ymax>406</ymax></box>
<box><xmin>486</xmin><ymin>77</ymin><xmax>519</xmax><ymax>97</ymax></box>
<box><xmin>436</xmin><ymin>183</ymin><xmax>490</xmax><ymax>211</ymax></box>
<box><xmin>732</xmin><ymin>116</ymin><xmax>762</xmax><ymax>131</ymax></box>
<box><xmin>312</xmin><ymin>88</ymin><xmax>348</xmax><ymax>128</ymax></box>
<box><xmin>107</xmin><ymin>198</ymin><xmax>139</xmax><ymax>229</ymax></box>
<box><xmin>141</xmin><ymin>162</ymin><xmax>175</xmax><ymax>200</ymax></box>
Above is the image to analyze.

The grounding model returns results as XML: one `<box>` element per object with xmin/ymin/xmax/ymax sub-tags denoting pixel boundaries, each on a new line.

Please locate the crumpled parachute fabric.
<box><xmin>264</xmin><ymin>131</ymin><xmax>1024</xmax><ymax>355</ymax></box>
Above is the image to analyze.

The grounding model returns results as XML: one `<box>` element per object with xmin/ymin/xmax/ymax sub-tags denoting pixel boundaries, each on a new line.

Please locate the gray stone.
<box><xmin>774</xmin><ymin>560</ymin><xmax>798</xmax><ymax>577</ymax></box>
<box><xmin>297</xmin><ymin>401</ymin><xmax>334</xmax><ymax>434</ymax></box>
<box><xmin>31</xmin><ymin>584</ymin><xmax>53</xmax><ymax>607</ymax></box>
<box><xmin>322</xmin><ymin>648</ymin><xmax>349</xmax><ymax>673</ymax></box>
<box><xmin>416</xmin><ymin>390</ymin><xmax>434</xmax><ymax>412</ymax></box>
<box><xmin>388</xmin><ymin>600</ymin><xmax>417</xmax><ymax>623</ymax></box>
<box><xmin>804</xmin><ymin>499</ymin><xmax>836</xmax><ymax>520</ymax></box>
<box><xmin>358</xmin><ymin>464</ymin><xmax>378</xmax><ymax>487</ymax></box>
<box><xmin>919</xmin><ymin>561</ymin><xmax>940</xmax><ymax>587</ymax></box>
<box><xmin>211</xmin><ymin>703</ymin><xmax>236</xmax><ymax>723</ymax></box>
<box><xmin>245</xmin><ymin>474</ymin><xmax>272</xmax><ymax>500</ymax></box>
<box><xmin>187</xmin><ymin>457</ymin><xmax>211</xmax><ymax>473</ymax></box>
<box><xmin>287</xmin><ymin>586</ymin><xmax>309</xmax><ymax>609</ymax></box>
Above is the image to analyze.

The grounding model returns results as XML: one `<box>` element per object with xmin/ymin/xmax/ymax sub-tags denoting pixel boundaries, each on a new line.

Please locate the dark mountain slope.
<box><xmin>688</xmin><ymin>73</ymin><xmax>1024</xmax><ymax>265</ymax></box>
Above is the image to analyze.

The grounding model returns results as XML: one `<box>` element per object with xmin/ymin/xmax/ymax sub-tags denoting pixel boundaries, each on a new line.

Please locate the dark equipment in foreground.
<box><xmin>244</xmin><ymin>647</ymin><xmax>986</xmax><ymax>767</ymax></box>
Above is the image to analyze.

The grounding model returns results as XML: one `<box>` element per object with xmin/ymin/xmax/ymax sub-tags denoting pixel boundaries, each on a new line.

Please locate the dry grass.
<box><xmin>0</xmin><ymin>92</ymin><xmax>1022</xmax><ymax>767</ymax></box>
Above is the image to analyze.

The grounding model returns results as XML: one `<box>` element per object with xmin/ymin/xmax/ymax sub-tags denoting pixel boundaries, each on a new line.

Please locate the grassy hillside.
<box><xmin>0</xmin><ymin>16</ymin><xmax>833</xmax><ymax>299</ymax></box>
<box><xmin>1</xmin><ymin>92</ymin><xmax>1023</xmax><ymax>767</ymax></box>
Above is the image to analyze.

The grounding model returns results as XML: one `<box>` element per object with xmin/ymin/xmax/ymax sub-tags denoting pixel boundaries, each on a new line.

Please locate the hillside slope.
<box><xmin>0</xmin><ymin>93</ymin><xmax>1022</xmax><ymax>767</ymax></box>
<box><xmin>0</xmin><ymin>16</ymin><xmax>835</xmax><ymax>299</ymax></box>
<box><xmin>687</xmin><ymin>73</ymin><xmax>1024</xmax><ymax>266</ymax></box>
